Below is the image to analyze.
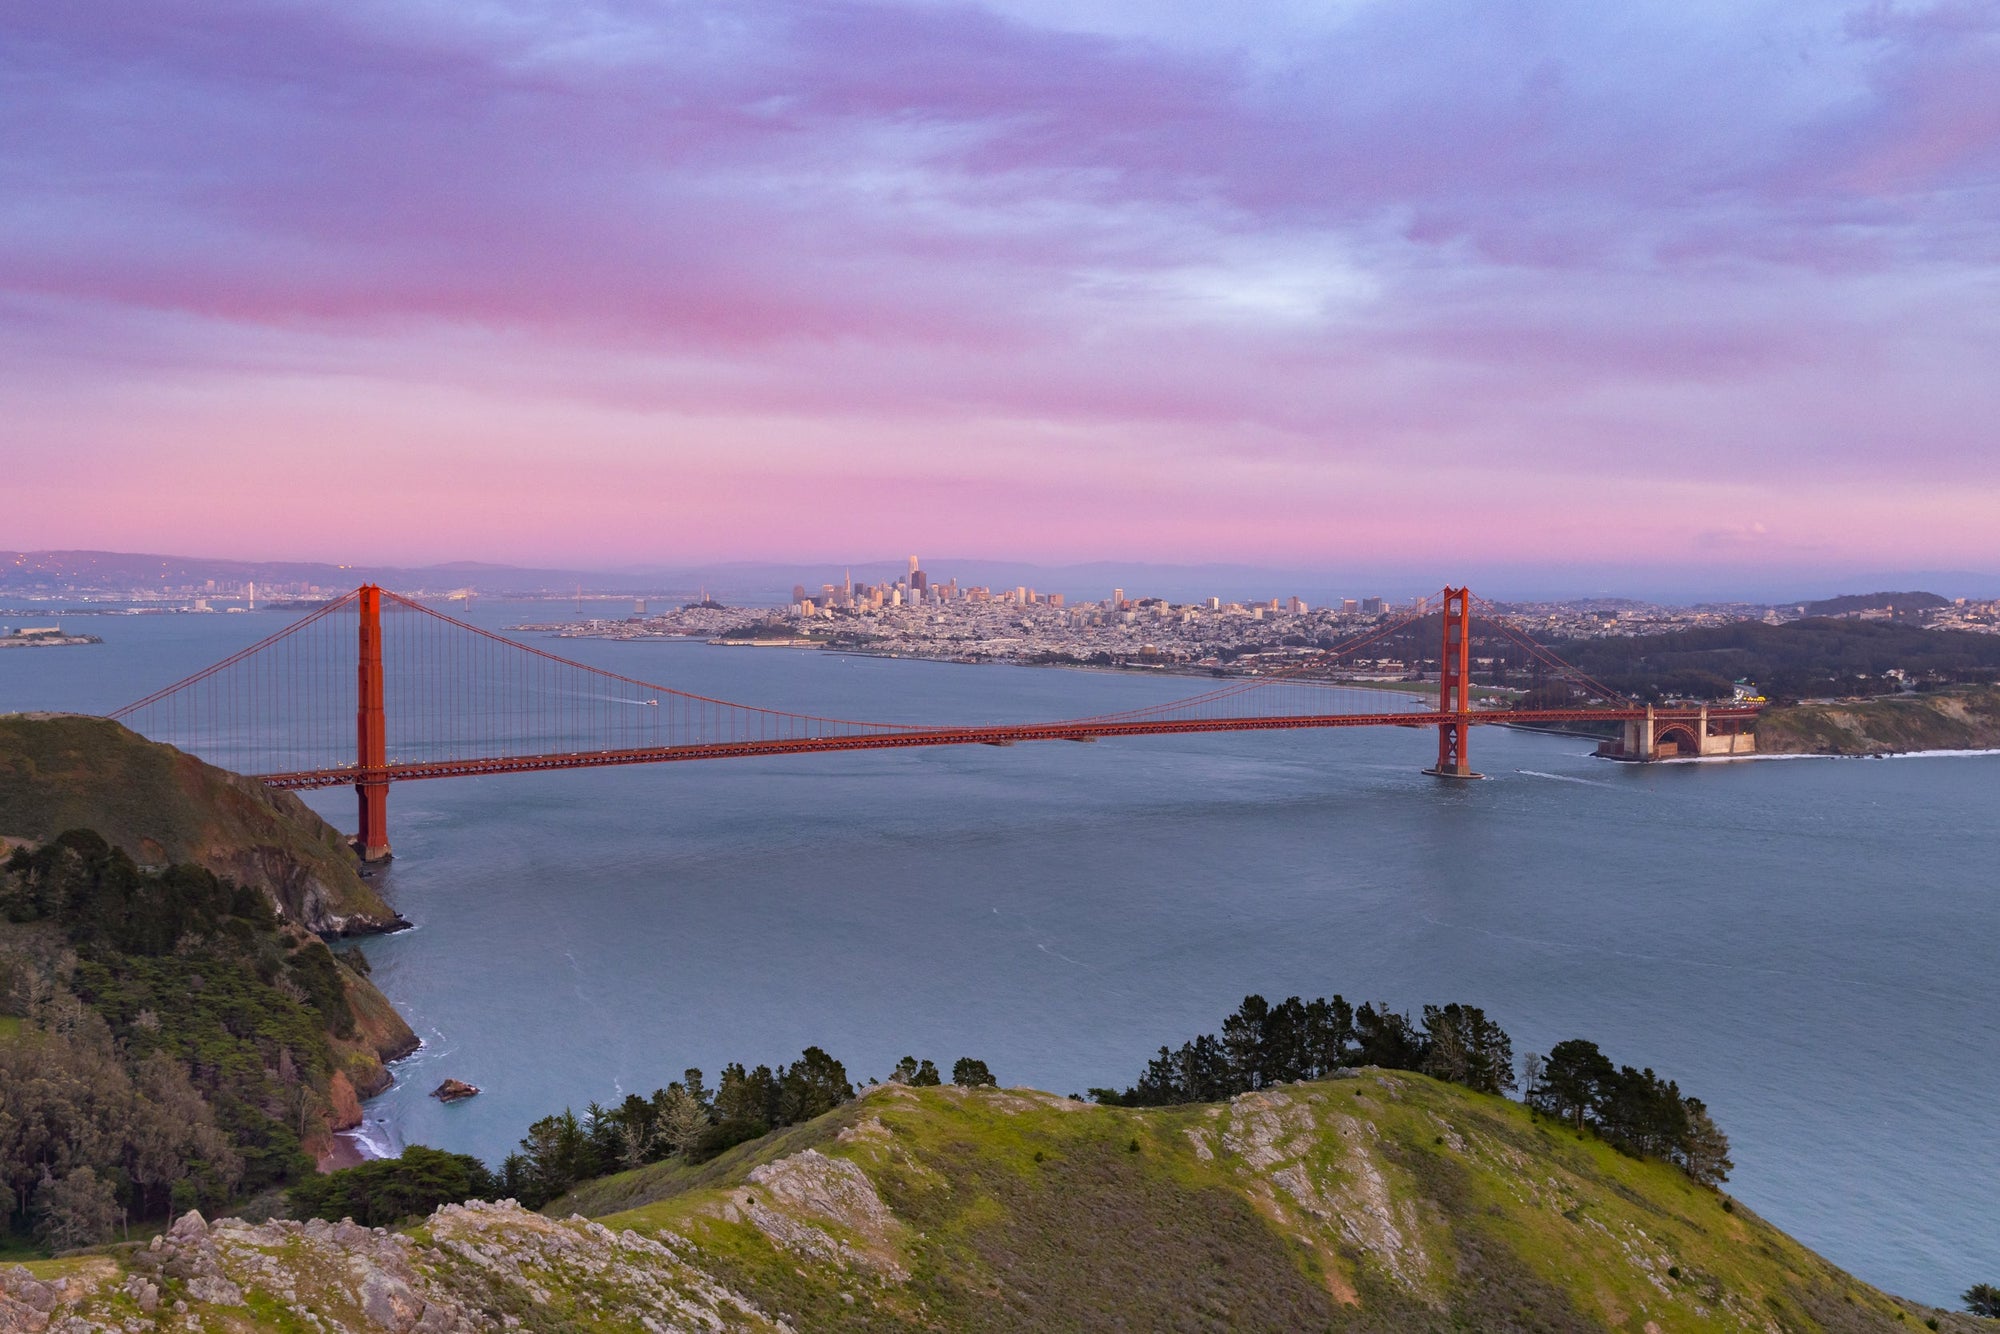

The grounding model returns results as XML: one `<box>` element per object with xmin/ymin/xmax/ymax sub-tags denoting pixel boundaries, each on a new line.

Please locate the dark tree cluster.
<box><xmin>499</xmin><ymin>1047</ymin><xmax>856</xmax><ymax>1208</ymax></box>
<box><xmin>950</xmin><ymin>1056</ymin><xmax>996</xmax><ymax>1087</ymax></box>
<box><xmin>1091</xmin><ymin>995</ymin><xmax>1516</xmax><ymax>1106</ymax></box>
<box><xmin>289</xmin><ymin>1146</ymin><xmax>497</xmax><ymax>1227</ymax></box>
<box><xmin>1548</xmin><ymin>619</ymin><xmax>2000</xmax><ymax>703</ymax></box>
<box><xmin>5</xmin><ymin>830</ymin><xmax>273</xmax><ymax>955</ymax></box>
<box><xmin>889</xmin><ymin>1054</ymin><xmax>996</xmax><ymax>1087</ymax></box>
<box><xmin>2</xmin><ymin>831</ymin><xmax>364</xmax><ymax>1249</ymax></box>
<box><xmin>715</xmin><ymin>621</ymin><xmax>800</xmax><ymax>641</ymax></box>
<box><xmin>891</xmin><ymin>1055</ymin><xmax>941</xmax><ymax>1085</ymax></box>
<box><xmin>1526</xmin><ymin>1039</ymin><xmax>1733</xmax><ymax>1186</ymax></box>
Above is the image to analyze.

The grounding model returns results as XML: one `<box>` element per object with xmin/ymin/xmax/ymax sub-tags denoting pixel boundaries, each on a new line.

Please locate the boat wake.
<box><xmin>1514</xmin><ymin>769</ymin><xmax>1617</xmax><ymax>788</ymax></box>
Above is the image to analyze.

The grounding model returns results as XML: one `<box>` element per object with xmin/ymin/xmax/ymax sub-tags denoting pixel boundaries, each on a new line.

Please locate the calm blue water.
<box><xmin>3</xmin><ymin>601</ymin><xmax>1996</xmax><ymax>1305</ymax></box>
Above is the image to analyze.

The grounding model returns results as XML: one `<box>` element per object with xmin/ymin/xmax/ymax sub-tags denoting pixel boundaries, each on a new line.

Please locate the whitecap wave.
<box><xmin>1661</xmin><ymin>747</ymin><xmax>2000</xmax><ymax>764</ymax></box>
<box><xmin>339</xmin><ymin>1116</ymin><xmax>402</xmax><ymax>1162</ymax></box>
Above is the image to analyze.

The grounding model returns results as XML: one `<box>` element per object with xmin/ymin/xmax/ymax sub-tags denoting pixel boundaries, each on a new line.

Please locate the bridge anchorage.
<box><xmin>107</xmin><ymin>584</ymin><xmax>1761</xmax><ymax>859</ymax></box>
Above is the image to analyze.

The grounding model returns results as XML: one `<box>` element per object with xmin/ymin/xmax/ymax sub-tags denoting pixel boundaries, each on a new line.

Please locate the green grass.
<box><xmin>551</xmin><ymin>1099</ymin><xmax>877</xmax><ymax>1217</ymax></box>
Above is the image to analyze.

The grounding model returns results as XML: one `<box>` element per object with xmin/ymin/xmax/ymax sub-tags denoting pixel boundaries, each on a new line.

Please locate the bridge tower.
<box><xmin>355</xmin><ymin>584</ymin><xmax>392</xmax><ymax>862</ymax></box>
<box><xmin>1424</xmin><ymin>586</ymin><xmax>1481</xmax><ymax>779</ymax></box>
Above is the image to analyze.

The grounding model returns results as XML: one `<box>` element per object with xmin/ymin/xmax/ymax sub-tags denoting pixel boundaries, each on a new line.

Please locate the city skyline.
<box><xmin>4</xmin><ymin>2</ymin><xmax>1998</xmax><ymax>582</ymax></box>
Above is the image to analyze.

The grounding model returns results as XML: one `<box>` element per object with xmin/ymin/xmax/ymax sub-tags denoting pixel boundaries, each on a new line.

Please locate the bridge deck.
<box><xmin>255</xmin><ymin>705</ymin><xmax>1759</xmax><ymax>789</ymax></box>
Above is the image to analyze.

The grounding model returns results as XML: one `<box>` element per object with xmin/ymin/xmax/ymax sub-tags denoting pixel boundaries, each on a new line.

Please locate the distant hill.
<box><xmin>1801</xmin><ymin>591</ymin><xmax>1949</xmax><ymax>618</ymax></box>
<box><xmin>0</xmin><ymin>549</ymin><xmax>623</xmax><ymax>597</ymax></box>
<box><xmin>10</xmin><ymin>1074</ymin><xmax>1982</xmax><ymax>1330</ymax></box>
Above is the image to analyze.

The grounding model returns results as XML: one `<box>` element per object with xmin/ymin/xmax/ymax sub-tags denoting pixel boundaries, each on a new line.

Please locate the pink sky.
<box><xmin>3</xmin><ymin>0</ymin><xmax>1996</xmax><ymax>582</ymax></box>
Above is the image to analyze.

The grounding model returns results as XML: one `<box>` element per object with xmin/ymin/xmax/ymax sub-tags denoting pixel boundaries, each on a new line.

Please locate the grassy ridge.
<box><xmin>12</xmin><ymin>1073</ymin><xmax>1987</xmax><ymax>1330</ymax></box>
<box><xmin>574</xmin><ymin>1076</ymin><xmax>1949</xmax><ymax>1332</ymax></box>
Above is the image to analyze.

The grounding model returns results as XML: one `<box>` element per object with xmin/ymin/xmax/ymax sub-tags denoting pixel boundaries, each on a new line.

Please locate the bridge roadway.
<box><xmin>254</xmin><ymin>705</ymin><xmax>1760</xmax><ymax>790</ymax></box>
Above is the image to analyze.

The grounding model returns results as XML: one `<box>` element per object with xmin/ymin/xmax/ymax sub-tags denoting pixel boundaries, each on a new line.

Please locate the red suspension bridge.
<box><xmin>109</xmin><ymin>586</ymin><xmax>1760</xmax><ymax>861</ymax></box>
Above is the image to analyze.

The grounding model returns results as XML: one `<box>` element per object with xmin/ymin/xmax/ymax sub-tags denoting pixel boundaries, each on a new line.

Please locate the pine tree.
<box><xmin>951</xmin><ymin>1057</ymin><xmax>996</xmax><ymax>1087</ymax></box>
<box><xmin>1534</xmin><ymin>1039</ymin><xmax>1615</xmax><ymax>1129</ymax></box>
<box><xmin>1677</xmin><ymin>1098</ymin><xmax>1734</xmax><ymax>1188</ymax></box>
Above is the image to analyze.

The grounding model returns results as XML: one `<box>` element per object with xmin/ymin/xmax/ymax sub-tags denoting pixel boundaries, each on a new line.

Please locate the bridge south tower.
<box><xmin>355</xmin><ymin>584</ymin><xmax>391</xmax><ymax>862</ymax></box>
<box><xmin>1424</xmin><ymin>587</ymin><xmax>1481</xmax><ymax>779</ymax></box>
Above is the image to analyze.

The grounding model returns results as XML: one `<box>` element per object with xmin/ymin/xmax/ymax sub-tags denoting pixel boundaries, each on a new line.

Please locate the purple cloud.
<box><xmin>0</xmin><ymin>0</ymin><xmax>1995</xmax><ymax>569</ymax></box>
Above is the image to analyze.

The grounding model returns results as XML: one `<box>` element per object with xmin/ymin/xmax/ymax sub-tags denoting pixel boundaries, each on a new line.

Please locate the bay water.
<box><xmin>3</xmin><ymin>599</ymin><xmax>1995</xmax><ymax>1305</ymax></box>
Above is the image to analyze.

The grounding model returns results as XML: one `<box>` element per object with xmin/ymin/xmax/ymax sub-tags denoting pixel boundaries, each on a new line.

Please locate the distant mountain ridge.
<box><xmin>1800</xmin><ymin>591</ymin><xmax>1949</xmax><ymax>618</ymax></box>
<box><xmin>0</xmin><ymin>550</ymin><xmax>622</xmax><ymax>597</ymax></box>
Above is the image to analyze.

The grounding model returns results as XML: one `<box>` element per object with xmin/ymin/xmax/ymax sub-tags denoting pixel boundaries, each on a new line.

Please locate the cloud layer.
<box><xmin>3</xmin><ymin>0</ymin><xmax>1996</xmax><ymax>578</ymax></box>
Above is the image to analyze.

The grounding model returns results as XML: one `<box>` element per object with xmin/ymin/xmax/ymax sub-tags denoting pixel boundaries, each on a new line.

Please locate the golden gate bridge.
<box><xmin>108</xmin><ymin>586</ymin><xmax>1760</xmax><ymax>861</ymax></box>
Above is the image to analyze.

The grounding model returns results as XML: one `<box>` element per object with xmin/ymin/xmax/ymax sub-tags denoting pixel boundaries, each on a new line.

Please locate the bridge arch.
<box><xmin>1653</xmin><ymin>722</ymin><xmax>1702</xmax><ymax>757</ymax></box>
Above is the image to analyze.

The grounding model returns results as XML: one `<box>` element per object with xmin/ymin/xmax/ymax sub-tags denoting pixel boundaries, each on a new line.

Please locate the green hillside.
<box><xmin>0</xmin><ymin>714</ymin><xmax>399</xmax><ymax>936</ymax></box>
<box><xmin>1</xmin><ymin>715</ymin><xmax>420</xmax><ymax>1213</ymax></box>
<box><xmin>1757</xmin><ymin>685</ymin><xmax>2000</xmax><ymax>755</ymax></box>
<box><xmin>7</xmin><ymin>1075</ymin><xmax>1983</xmax><ymax>1332</ymax></box>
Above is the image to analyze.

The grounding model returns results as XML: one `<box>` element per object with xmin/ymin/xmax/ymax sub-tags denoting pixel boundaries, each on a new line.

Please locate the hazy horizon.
<box><xmin>5</xmin><ymin>545</ymin><xmax>1995</xmax><ymax>606</ymax></box>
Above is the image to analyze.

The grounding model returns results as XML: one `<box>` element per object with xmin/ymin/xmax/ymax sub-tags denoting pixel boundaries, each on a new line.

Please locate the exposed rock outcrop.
<box><xmin>4</xmin><ymin>1202</ymin><xmax>789</xmax><ymax>1333</ymax></box>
